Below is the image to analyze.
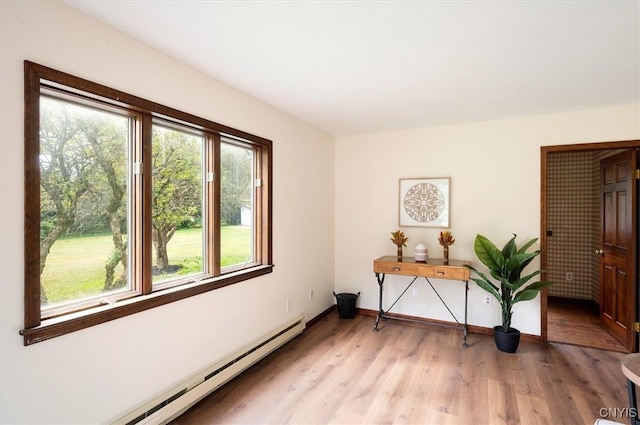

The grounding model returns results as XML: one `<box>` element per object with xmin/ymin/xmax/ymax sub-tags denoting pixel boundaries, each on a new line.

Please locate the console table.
<box><xmin>373</xmin><ymin>256</ymin><xmax>470</xmax><ymax>347</ymax></box>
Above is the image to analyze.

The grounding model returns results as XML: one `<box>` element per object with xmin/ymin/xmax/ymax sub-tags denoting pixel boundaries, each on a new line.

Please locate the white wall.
<box><xmin>0</xmin><ymin>1</ymin><xmax>334</xmax><ymax>424</ymax></box>
<box><xmin>335</xmin><ymin>106</ymin><xmax>639</xmax><ymax>335</ymax></box>
<box><xmin>3</xmin><ymin>1</ymin><xmax>640</xmax><ymax>423</ymax></box>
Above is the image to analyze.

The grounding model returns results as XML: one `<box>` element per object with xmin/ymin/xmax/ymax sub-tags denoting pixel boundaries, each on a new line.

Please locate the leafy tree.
<box><xmin>221</xmin><ymin>144</ymin><xmax>252</xmax><ymax>226</ymax></box>
<box><xmin>78</xmin><ymin>116</ymin><xmax>129</xmax><ymax>291</ymax></box>
<box><xmin>40</xmin><ymin>102</ymin><xmax>255</xmax><ymax>299</ymax></box>
<box><xmin>40</xmin><ymin>97</ymin><xmax>131</xmax><ymax>302</ymax></box>
<box><xmin>152</xmin><ymin>127</ymin><xmax>202</xmax><ymax>271</ymax></box>
<box><xmin>39</xmin><ymin>98</ymin><xmax>95</xmax><ymax>303</ymax></box>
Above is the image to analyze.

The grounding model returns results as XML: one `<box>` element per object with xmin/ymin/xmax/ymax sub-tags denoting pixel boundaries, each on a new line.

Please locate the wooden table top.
<box><xmin>621</xmin><ymin>353</ymin><xmax>640</xmax><ymax>386</ymax></box>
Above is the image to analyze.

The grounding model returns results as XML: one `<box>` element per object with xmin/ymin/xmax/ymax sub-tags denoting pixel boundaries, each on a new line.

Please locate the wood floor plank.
<box><xmin>548</xmin><ymin>298</ymin><xmax>629</xmax><ymax>352</ymax></box>
<box><xmin>171</xmin><ymin>313</ymin><xmax>629</xmax><ymax>425</ymax></box>
<box><xmin>516</xmin><ymin>395</ymin><xmax>553</xmax><ymax>425</ymax></box>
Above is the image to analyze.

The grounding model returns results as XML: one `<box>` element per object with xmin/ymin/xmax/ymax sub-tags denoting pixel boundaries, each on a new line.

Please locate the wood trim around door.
<box><xmin>540</xmin><ymin>139</ymin><xmax>640</xmax><ymax>347</ymax></box>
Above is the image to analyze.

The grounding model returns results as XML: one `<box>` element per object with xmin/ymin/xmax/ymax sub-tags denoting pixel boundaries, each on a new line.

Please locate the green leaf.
<box><xmin>513</xmin><ymin>281</ymin><xmax>554</xmax><ymax>303</ymax></box>
<box><xmin>470</xmin><ymin>277</ymin><xmax>501</xmax><ymax>302</ymax></box>
<box><xmin>516</xmin><ymin>237</ymin><xmax>538</xmax><ymax>255</ymax></box>
<box><xmin>466</xmin><ymin>266</ymin><xmax>498</xmax><ymax>290</ymax></box>
<box><xmin>513</xmin><ymin>289</ymin><xmax>539</xmax><ymax>303</ymax></box>
<box><xmin>512</xmin><ymin>270</ymin><xmax>542</xmax><ymax>292</ymax></box>
<box><xmin>501</xmin><ymin>233</ymin><xmax>517</xmax><ymax>259</ymax></box>
<box><xmin>474</xmin><ymin>234</ymin><xmax>504</xmax><ymax>271</ymax></box>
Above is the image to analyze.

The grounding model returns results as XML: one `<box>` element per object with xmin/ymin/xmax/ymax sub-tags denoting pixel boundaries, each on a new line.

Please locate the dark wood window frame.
<box><xmin>22</xmin><ymin>61</ymin><xmax>273</xmax><ymax>345</ymax></box>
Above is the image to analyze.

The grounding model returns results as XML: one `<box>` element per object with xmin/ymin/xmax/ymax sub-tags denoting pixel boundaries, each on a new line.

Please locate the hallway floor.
<box><xmin>547</xmin><ymin>297</ymin><xmax>629</xmax><ymax>353</ymax></box>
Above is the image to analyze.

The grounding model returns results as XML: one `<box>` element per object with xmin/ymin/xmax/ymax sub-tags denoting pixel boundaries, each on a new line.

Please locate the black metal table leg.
<box><xmin>463</xmin><ymin>280</ymin><xmax>469</xmax><ymax>348</ymax></box>
<box><xmin>627</xmin><ymin>378</ymin><xmax>639</xmax><ymax>425</ymax></box>
<box><xmin>422</xmin><ymin>276</ymin><xmax>468</xmax><ymax>348</ymax></box>
<box><xmin>374</xmin><ymin>272</ymin><xmax>385</xmax><ymax>331</ymax></box>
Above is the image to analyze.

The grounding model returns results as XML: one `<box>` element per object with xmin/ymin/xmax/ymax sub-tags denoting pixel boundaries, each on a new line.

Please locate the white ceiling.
<box><xmin>65</xmin><ymin>0</ymin><xmax>639</xmax><ymax>136</ymax></box>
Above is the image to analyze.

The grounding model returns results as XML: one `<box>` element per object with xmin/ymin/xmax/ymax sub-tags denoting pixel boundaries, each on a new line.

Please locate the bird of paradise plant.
<box><xmin>466</xmin><ymin>233</ymin><xmax>553</xmax><ymax>352</ymax></box>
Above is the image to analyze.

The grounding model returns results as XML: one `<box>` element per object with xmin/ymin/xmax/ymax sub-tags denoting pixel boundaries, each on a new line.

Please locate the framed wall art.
<box><xmin>399</xmin><ymin>177</ymin><xmax>450</xmax><ymax>227</ymax></box>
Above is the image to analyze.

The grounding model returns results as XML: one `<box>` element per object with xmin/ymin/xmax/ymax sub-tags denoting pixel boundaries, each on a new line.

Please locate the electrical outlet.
<box><xmin>412</xmin><ymin>287</ymin><xmax>417</xmax><ymax>296</ymax></box>
<box><xmin>483</xmin><ymin>295</ymin><xmax>492</xmax><ymax>306</ymax></box>
<box><xmin>565</xmin><ymin>272</ymin><xmax>575</xmax><ymax>282</ymax></box>
<box><xmin>309</xmin><ymin>289</ymin><xmax>314</xmax><ymax>300</ymax></box>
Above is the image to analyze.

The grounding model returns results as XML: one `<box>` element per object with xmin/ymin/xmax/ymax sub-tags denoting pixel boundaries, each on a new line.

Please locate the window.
<box><xmin>22</xmin><ymin>61</ymin><xmax>273</xmax><ymax>345</ymax></box>
<box><xmin>220</xmin><ymin>141</ymin><xmax>255</xmax><ymax>269</ymax></box>
<box><xmin>151</xmin><ymin>123</ymin><xmax>205</xmax><ymax>287</ymax></box>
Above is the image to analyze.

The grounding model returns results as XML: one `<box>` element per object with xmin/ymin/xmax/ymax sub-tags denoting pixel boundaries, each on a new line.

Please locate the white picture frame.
<box><xmin>399</xmin><ymin>177</ymin><xmax>450</xmax><ymax>227</ymax></box>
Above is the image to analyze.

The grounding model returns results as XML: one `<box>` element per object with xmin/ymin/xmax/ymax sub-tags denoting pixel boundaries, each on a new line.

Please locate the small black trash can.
<box><xmin>333</xmin><ymin>291</ymin><xmax>360</xmax><ymax>319</ymax></box>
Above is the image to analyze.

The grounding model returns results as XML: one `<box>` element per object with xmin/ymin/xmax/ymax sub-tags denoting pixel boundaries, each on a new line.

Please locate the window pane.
<box><xmin>39</xmin><ymin>96</ymin><xmax>131</xmax><ymax>311</ymax></box>
<box><xmin>152</xmin><ymin>125</ymin><xmax>204</xmax><ymax>284</ymax></box>
<box><xmin>221</xmin><ymin>141</ymin><xmax>254</xmax><ymax>268</ymax></box>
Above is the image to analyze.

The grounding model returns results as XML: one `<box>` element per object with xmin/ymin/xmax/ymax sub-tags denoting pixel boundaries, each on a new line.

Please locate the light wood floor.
<box><xmin>547</xmin><ymin>298</ymin><xmax>629</xmax><ymax>353</ymax></box>
<box><xmin>172</xmin><ymin>312</ymin><xmax>629</xmax><ymax>425</ymax></box>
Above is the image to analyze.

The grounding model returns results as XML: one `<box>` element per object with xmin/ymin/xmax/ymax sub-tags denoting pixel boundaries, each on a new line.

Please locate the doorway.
<box><xmin>541</xmin><ymin>140</ymin><xmax>639</xmax><ymax>352</ymax></box>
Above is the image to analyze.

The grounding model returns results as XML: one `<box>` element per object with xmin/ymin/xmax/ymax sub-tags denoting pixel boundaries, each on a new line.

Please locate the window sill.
<box><xmin>20</xmin><ymin>264</ymin><xmax>273</xmax><ymax>345</ymax></box>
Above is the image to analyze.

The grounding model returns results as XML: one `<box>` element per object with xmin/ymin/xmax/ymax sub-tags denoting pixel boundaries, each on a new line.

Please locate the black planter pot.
<box><xmin>493</xmin><ymin>326</ymin><xmax>521</xmax><ymax>353</ymax></box>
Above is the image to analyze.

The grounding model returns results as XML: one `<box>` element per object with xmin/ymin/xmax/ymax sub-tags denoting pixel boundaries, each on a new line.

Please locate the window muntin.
<box><xmin>22</xmin><ymin>61</ymin><xmax>273</xmax><ymax>345</ymax></box>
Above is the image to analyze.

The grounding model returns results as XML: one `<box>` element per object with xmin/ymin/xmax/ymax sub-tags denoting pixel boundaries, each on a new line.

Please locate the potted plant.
<box><xmin>466</xmin><ymin>233</ymin><xmax>552</xmax><ymax>353</ymax></box>
<box><xmin>438</xmin><ymin>231</ymin><xmax>455</xmax><ymax>263</ymax></box>
<box><xmin>390</xmin><ymin>230</ymin><xmax>409</xmax><ymax>260</ymax></box>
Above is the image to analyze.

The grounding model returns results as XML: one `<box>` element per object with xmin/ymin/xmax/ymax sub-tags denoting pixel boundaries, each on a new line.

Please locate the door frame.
<box><xmin>540</xmin><ymin>140</ymin><xmax>640</xmax><ymax>347</ymax></box>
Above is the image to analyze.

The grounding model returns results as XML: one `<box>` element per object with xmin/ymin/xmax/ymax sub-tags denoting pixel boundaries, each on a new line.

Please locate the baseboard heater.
<box><xmin>113</xmin><ymin>316</ymin><xmax>306</xmax><ymax>425</ymax></box>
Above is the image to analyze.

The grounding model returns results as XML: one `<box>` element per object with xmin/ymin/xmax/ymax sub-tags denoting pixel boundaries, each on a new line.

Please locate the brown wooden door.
<box><xmin>599</xmin><ymin>149</ymin><xmax>638</xmax><ymax>351</ymax></box>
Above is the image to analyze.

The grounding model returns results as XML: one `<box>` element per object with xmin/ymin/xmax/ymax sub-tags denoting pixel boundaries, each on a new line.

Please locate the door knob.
<box><xmin>595</xmin><ymin>249</ymin><xmax>603</xmax><ymax>255</ymax></box>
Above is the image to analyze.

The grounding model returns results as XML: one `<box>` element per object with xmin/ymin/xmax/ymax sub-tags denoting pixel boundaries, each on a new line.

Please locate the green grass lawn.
<box><xmin>41</xmin><ymin>226</ymin><xmax>251</xmax><ymax>304</ymax></box>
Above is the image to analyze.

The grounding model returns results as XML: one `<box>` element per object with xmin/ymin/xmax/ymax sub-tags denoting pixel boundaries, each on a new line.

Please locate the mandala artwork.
<box><xmin>403</xmin><ymin>183</ymin><xmax>445</xmax><ymax>223</ymax></box>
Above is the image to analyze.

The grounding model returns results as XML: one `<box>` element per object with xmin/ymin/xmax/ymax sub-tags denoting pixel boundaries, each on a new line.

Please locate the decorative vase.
<box><xmin>493</xmin><ymin>326</ymin><xmax>521</xmax><ymax>353</ymax></box>
<box><xmin>397</xmin><ymin>246</ymin><xmax>403</xmax><ymax>261</ymax></box>
<box><xmin>443</xmin><ymin>246</ymin><xmax>449</xmax><ymax>264</ymax></box>
<box><xmin>414</xmin><ymin>243</ymin><xmax>428</xmax><ymax>262</ymax></box>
